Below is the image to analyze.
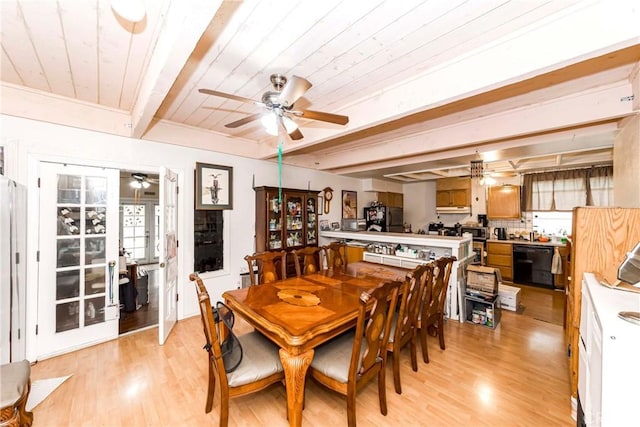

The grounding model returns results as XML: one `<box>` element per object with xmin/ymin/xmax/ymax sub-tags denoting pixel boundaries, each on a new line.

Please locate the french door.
<box><xmin>37</xmin><ymin>163</ymin><xmax>120</xmax><ymax>358</ymax></box>
<box><xmin>159</xmin><ymin>167</ymin><xmax>178</xmax><ymax>344</ymax></box>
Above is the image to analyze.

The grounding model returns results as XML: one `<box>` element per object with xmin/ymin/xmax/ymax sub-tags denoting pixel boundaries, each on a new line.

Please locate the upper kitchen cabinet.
<box><xmin>436</xmin><ymin>177</ymin><xmax>471</xmax><ymax>213</ymax></box>
<box><xmin>487</xmin><ymin>185</ymin><xmax>521</xmax><ymax>219</ymax></box>
<box><xmin>376</xmin><ymin>192</ymin><xmax>403</xmax><ymax>208</ymax></box>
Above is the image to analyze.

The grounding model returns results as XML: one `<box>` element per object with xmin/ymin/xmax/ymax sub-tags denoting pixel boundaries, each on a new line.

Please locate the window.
<box><xmin>523</xmin><ymin>166</ymin><xmax>613</xmax><ymax>211</ymax></box>
<box><xmin>194</xmin><ymin>210</ymin><xmax>223</xmax><ymax>273</ymax></box>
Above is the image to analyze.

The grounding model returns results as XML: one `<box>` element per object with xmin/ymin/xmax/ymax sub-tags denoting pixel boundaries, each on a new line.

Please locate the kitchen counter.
<box><xmin>319</xmin><ymin>229</ymin><xmax>474</xmax><ymax>323</ymax></box>
<box><xmin>486</xmin><ymin>238</ymin><xmax>567</xmax><ymax>247</ymax></box>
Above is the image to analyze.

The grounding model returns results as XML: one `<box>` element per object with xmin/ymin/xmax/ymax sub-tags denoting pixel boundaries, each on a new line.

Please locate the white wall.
<box><xmin>1</xmin><ymin>114</ymin><xmax>364</xmax><ymax>354</ymax></box>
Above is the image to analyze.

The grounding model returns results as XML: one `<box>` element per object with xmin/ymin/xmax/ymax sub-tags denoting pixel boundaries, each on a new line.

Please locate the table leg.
<box><xmin>279</xmin><ymin>348</ymin><xmax>314</xmax><ymax>427</ymax></box>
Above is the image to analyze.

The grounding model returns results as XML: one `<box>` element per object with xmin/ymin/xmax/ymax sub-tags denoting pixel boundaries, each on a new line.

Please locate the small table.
<box><xmin>223</xmin><ymin>270</ymin><xmax>385</xmax><ymax>427</ymax></box>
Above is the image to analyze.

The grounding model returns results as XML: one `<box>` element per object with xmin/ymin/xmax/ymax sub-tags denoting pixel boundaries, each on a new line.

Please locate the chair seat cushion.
<box><xmin>311</xmin><ymin>332</ymin><xmax>364</xmax><ymax>383</ymax></box>
<box><xmin>1</xmin><ymin>360</ymin><xmax>30</xmax><ymax>408</ymax></box>
<box><xmin>227</xmin><ymin>332</ymin><xmax>283</xmax><ymax>387</ymax></box>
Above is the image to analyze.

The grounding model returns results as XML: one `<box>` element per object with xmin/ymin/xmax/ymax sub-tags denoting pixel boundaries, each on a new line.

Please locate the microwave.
<box><xmin>460</xmin><ymin>226</ymin><xmax>488</xmax><ymax>241</ymax></box>
<box><xmin>341</xmin><ymin>218</ymin><xmax>366</xmax><ymax>231</ymax></box>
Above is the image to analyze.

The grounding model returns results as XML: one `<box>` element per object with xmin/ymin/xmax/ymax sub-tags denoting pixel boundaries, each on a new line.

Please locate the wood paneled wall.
<box><xmin>567</xmin><ymin>207</ymin><xmax>640</xmax><ymax>398</ymax></box>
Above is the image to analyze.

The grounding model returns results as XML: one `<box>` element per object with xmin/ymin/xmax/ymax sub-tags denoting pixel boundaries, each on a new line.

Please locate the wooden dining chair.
<box><xmin>323</xmin><ymin>241</ymin><xmax>348</xmax><ymax>272</ymax></box>
<box><xmin>0</xmin><ymin>360</ymin><xmax>33</xmax><ymax>427</ymax></box>
<box><xmin>189</xmin><ymin>273</ymin><xmax>285</xmax><ymax>427</ymax></box>
<box><xmin>292</xmin><ymin>246</ymin><xmax>323</xmax><ymax>276</ymax></box>
<box><xmin>419</xmin><ymin>256</ymin><xmax>456</xmax><ymax>363</ymax></box>
<box><xmin>385</xmin><ymin>263</ymin><xmax>430</xmax><ymax>394</ymax></box>
<box><xmin>244</xmin><ymin>250</ymin><xmax>287</xmax><ymax>285</ymax></box>
<box><xmin>308</xmin><ymin>280</ymin><xmax>402</xmax><ymax>427</ymax></box>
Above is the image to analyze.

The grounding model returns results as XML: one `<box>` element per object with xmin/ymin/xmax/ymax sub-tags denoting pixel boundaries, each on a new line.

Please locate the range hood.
<box><xmin>436</xmin><ymin>206</ymin><xmax>471</xmax><ymax>214</ymax></box>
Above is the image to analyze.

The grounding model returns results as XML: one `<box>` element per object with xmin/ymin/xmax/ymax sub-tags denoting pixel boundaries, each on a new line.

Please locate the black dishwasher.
<box><xmin>512</xmin><ymin>244</ymin><xmax>555</xmax><ymax>288</ymax></box>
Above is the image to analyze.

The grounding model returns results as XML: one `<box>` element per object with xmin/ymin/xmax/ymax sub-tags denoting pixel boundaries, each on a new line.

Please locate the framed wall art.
<box><xmin>195</xmin><ymin>162</ymin><xmax>233</xmax><ymax>210</ymax></box>
<box><xmin>342</xmin><ymin>190</ymin><xmax>357</xmax><ymax>219</ymax></box>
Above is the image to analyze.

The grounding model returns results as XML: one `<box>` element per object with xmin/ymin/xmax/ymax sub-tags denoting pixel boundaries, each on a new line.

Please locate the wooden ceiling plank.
<box><xmin>97</xmin><ymin>0</ymin><xmax>134</xmax><ymax>109</ymax></box>
<box><xmin>0</xmin><ymin>1</ymin><xmax>49</xmax><ymax>92</ymax></box>
<box><xmin>313</xmin><ymin>0</ymin><xmax>525</xmax><ymax>107</ymax></box>
<box><xmin>1</xmin><ymin>48</ymin><xmax>22</xmax><ymax>85</ymax></box>
<box><xmin>57</xmin><ymin>0</ymin><xmax>99</xmax><ymax>104</ymax></box>
<box><xmin>131</xmin><ymin>0</ymin><xmax>223</xmax><ymax>138</ymax></box>
<box><xmin>19</xmin><ymin>1</ymin><xmax>75</xmax><ymax>99</ymax></box>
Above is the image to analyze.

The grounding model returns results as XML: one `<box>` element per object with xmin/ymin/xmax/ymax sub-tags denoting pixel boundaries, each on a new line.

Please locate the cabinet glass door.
<box><xmin>285</xmin><ymin>194</ymin><xmax>303</xmax><ymax>248</ymax></box>
<box><xmin>306</xmin><ymin>196</ymin><xmax>317</xmax><ymax>245</ymax></box>
<box><xmin>267</xmin><ymin>193</ymin><xmax>282</xmax><ymax>249</ymax></box>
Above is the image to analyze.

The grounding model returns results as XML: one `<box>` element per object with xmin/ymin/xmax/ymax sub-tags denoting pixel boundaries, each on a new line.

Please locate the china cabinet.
<box><xmin>254</xmin><ymin>187</ymin><xmax>320</xmax><ymax>272</ymax></box>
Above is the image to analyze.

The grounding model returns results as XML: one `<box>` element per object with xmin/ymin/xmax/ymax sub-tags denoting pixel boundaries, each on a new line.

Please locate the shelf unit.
<box><xmin>362</xmin><ymin>252</ymin><xmax>428</xmax><ymax>269</ymax></box>
<box><xmin>464</xmin><ymin>293</ymin><xmax>500</xmax><ymax>329</ymax></box>
<box><xmin>254</xmin><ymin>186</ymin><xmax>320</xmax><ymax>275</ymax></box>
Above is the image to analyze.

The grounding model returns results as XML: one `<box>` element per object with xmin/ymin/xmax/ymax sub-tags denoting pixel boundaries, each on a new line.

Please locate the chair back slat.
<box><xmin>352</xmin><ymin>280</ymin><xmax>401</xmax><ymax>380</ymax></box>
<box><xmin>292</xmin><ymin>246</ymin><xmax>323</xmax><ymax>276</ymax></box>
<box><xmin>244</xmin><ymin>251</ymin><xmax>287</xmax><ymax>285</ymax></box>
<box><xmin>396</xmin><ymin>264</ymin><xmax>429</xmax><ymax>342</ymax></box>
<box><xmin>323</xmin><ymin>242</ymin><xmax>348</xmax><ymax>272</ymax></box>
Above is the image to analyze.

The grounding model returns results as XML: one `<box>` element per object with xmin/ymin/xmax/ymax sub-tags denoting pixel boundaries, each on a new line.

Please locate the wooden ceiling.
<box><xmin>1</xmin><ymin>0</ymin><xmax>639</xmax><ymax>182</ymax></box>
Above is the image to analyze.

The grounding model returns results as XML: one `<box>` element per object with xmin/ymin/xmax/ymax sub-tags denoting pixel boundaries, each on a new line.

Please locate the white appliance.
<box><xmin>0</xmin><ymin>176</ymin><xmax>27</xmax><ymax>363</ymax></box>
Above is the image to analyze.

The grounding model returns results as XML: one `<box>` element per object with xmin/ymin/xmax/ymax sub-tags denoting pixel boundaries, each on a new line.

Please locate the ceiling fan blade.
<box><xmin>288</xmin><ymin>128</ymin><xmax>304</xmax><ymax>140</ymax></box>
<box><xmin>276</xmin><ymin>116</ymin><xmax>304</xmax><ymax>141</ymax></box>
<box><xmin>278</xmin><ymin>75</ymin><xmax>312</xmax><ymax>107</ymax></box>
<box><xmin>225</xmin><ymin>113</ymin><xmax>263</xmax><ymax>128</ymax></box>
<box><xmin>292</xmin><ymin>109</ymin><xmax>349</xmax><ymax>125</ymax></box>
<box><xmin>198</xmin><ymin>88</ymin><xmax>265</xmax><ymax>107</ymax></box>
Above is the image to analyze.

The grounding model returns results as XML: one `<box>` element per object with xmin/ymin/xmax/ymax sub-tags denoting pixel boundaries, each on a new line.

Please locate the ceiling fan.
<box><xmin>198</xmin><ymin>74</ymin><xmax>349</xmax><ymax>140</ymax></box>
<box><xmin>128</xmin><ymin>172</ymin><xmax>158</xmax><ymax>189</ymax></box>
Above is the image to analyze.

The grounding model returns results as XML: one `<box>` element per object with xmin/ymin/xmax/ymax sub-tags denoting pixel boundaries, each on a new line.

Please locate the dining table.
<box><xmin>222</xmin><ymin>269</ymin><xmax>393</xmax><ymax>427</ymax></box>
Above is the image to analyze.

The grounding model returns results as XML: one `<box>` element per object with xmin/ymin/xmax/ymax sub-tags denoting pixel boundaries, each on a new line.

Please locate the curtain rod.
<box><xmin>521</xmin><ymin>162</ymin><xmax>612</xmax><ymax>176</ymax></box>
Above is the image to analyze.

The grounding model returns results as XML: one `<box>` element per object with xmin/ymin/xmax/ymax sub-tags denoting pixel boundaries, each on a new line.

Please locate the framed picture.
<box><xmin>331</xmin><ymin>222</ymin><xmax>341</xmax><ymax>230</ymax></box>
<box><xmin>195</xmin><ymin>162</ymin><xmax>233</xmax><ymax>210</ymax></box>
<box><xmin>318</xmin><ymin>196</ymin><xmax>323</xmax><ymax>216</ymax></box>
<box><xmin>319</xmin><ymin>219</ymin><xmax>330</xmax><ymax>231</ymax></box>
<box><xmin>342</xmin><ymin>190</ymin><xmax>357</xmax><ymax>219</ymax></box>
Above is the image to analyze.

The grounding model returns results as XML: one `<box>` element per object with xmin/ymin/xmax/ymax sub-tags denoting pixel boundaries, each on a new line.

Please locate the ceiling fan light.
<box><xmin>111</xmin><ymin>0</ymin><xmax>146</xmax><ymax>23</ymax></box>
<box><xmin>282</xmin><ymin>116</ymin><xmax>298</xmax><ymax>133</ymax></box>
<box><xmin>130</xmin><ymin>180</ymin><xmax>143</xmax><ymax>189</ymax></box>
<box><xmin>261</xmin><ymin>114</ymin><xmax>279</xmax><ymax>136</ymax></box>
<box><xmin>484</xmin><ymin>176</ymin><xmax>496</xmax><ymax>186</ymax></box>
<box><xmin>142</xmin><ymin>181</ymin><xmax>151</xmax><ymax>189</ymax></box>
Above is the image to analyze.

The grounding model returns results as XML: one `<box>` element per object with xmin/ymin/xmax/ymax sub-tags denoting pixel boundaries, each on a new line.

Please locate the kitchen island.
<box><xmin>319</xmin><ymin>230</ymin><xmax>474</xmax><ymax>322</ymax></box>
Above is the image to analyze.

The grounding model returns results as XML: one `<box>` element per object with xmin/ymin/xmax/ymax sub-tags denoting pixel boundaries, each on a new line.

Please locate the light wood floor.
<box><xmin>30</xmin><ymin>286</ymin><xmax>573</xmax><ymax>426</ymax></box>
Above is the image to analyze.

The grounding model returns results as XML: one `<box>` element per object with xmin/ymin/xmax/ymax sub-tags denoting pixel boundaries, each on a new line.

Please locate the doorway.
<box><xmin>118</xmin><ymin>171</ymin><xmax>160</xmax><ymax>334</ymax></box>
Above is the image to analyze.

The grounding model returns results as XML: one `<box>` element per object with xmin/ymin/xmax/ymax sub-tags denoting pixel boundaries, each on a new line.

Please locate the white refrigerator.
<box><xmin>0</xmin><ymin>175</ymin><xmax>27</xmax><ymax>363</ymax></box>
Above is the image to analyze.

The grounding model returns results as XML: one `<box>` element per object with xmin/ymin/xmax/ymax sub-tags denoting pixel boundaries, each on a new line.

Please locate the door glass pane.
<box><xmin>85</xmin><ymin>237</ymin><xmax>106</xmax><ymax>264</ymax></box>
<box><xmin>84</xmin><ymin>296</ymin><xmax>105</xmax><ymax>326</ymax></box>
<box><xmin>56</xmin><ymin>301</ymin><xmax>79</xmax><ymax>332</ymax></box>
<box><xmin>154</xmin><ymin>204</ymin><xmax>160</xmax><ymax>258</ymax></box>
<box><xmin>85</xmin><ymin>176</ymin><xmax>107</xmax><ymax>205</ymax></box>
<box><xmin>84</xmin><ymin>267</ymin><xmax>105</xmax><ymax>295</ymax></box>
<box><xmin>57</xmin><ymin>238</ymin><xmax>81</xmax><ymax>268</ymax></box>
<box><xmin>57</xmin><ymin>207</ymin><xmax>80</xmax><ymax>235</ymax></box>
<box><xmin>57</xmin><ymin>175</ymin><xmax>81</xmax><ymax>203</ymax></box>
<box><xmin>56</xmin><ymin>269</ymin><xmax>80</xmax><ymax>299</ymax></box>
<box><xmin>85</xmin><ymin>207</ymin><xmax>106</xmax><ymax>234</ymax></box>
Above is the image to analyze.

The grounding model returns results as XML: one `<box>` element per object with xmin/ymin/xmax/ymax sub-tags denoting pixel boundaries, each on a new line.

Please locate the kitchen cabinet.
<box><xmin>345</xmin><ymin>245</ymin><xmax>365</xmax><ymax>263</ymax></box>
<box><xmin>487</xmin><ymin>185</ymin><xmax>521</xmax><ymax>219</ymax></box>
<box><xmin>436</xmin><ymin>177</ymin><xmax>470</xmax><ymax>209</ymax></box>
<box><xmin>376</xmin><ymin>191</ymin><xmax>403</xmax><ymax>208</ymax></box>
<box><xmin>254</xmin><ymin>186</ymin><xmax>320</xmax><ymax>255</ymax></box>
<box><xmin>578</xmin><ymin>273</ymin><xmax>640</xmax><ymax>426</ymax></box>
<box><xmin>486</xmin><ymin>241</ymin><xmax>512</xmax><ymax>281</ymax></box>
